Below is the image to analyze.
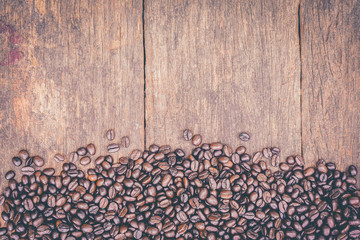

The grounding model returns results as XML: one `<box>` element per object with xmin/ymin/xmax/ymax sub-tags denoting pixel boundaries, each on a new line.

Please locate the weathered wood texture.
<box><xmin>145</xmin><ymin>0</ymin><xmax>302</xmax><ymax>158</ymax></box>
<box><xmin>301</xmin><ymin>0</ymin><xmax>360</xmax><ymax>179</ymax></box>
<box><xmin>0</xmin><ymin>0</ymin><xmax>144</xmax><ymax>192</ymax></box>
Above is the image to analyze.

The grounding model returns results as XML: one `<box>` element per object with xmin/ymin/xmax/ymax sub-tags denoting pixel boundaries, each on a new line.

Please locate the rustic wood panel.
<box><xmin>301</xmin><ymin>0</ymin><xmax>360</xmax><ymax>179</ymax></box>
<box><xmin>145</xmin><ymin>0</ymin><xmax>301</xmax><ymax>160</ymax></box>
<box><xmin>0</xmin><ymin>0</ymin><xmax>144</xmax><ymax>193</ymax></box>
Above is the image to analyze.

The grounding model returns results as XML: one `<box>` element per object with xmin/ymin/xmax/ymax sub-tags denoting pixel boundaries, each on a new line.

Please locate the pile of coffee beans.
<box><xmin>0</xmin><ymin>129</ymin><xmax>359</xmax><ymax>240</ymax></box>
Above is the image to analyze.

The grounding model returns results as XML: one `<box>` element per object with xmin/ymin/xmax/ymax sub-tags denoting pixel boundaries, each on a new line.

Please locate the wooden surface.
<box><xmin>301</xmin><ymin>0</ymin><xmax>360</xmax><ymax>180</ymax></box>
<box><xmin>145</xmin><ymin>0</ymin><xmax>301</xmax><ymax>160</ymax></box>
<box><xmin>0</xmin><ymin>0</ymin><xmax>144</xmax><ymax>186</ymax></box>
<box><xmin>0</xmin><ymin>0</ymin><xmax>359</xmax><ymax>192</ymax></box>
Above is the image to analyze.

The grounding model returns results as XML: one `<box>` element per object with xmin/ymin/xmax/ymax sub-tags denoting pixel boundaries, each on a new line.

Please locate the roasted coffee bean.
<box><xmin>32</xmin><ymin>156</ymin><xmax>44</xmax><ymax>167</ymax></box>
<box><xmin>80</xmin><ymin>156</ymin><xmax>91</xmax><ymax>166</ymax></box>
<box><xmin>192</xmin><ymin>134</ymin><xmax>202</xmax><ymax>146</ymax></box>
<box><xmin>54</xmin><ymin>153</ymin><xmax>65</xmax><ymax>163</ymax></box>
<box><xmin>107</xmin><ymin>144</ymin><xmax>120</xmax><ymax>153</ymax></box>
<box><xmin>5</xmin><ymin>171</ymin><xmax>15</xmax><ymax>180</ymax></box>
<box><xmin>183</xmin><ymin>129</ymin><xmax>193</xmax><ymax>141</ymax></box>
<box><xmin>106</xmin><ymin>129</ymin><xmax>115</xmax><ymax>141</ymax></box>
<box><xmin>86</xmin><ymin>143</ymin><xmax>96</xmax><ymax>155</ymax></box>
<box><xmin>12</xmin><ymin>157</ymin><xmax>22</xmax><ymax>167</ymax></box>
<box><xmin>0</xmin><ymin>133</ymin><xmax>359</xmax><ymax>239</ymax></box>
<box><xmin>239</xmin><ymin>132</ymin><xmax>250</xmax><ymax>141</ymax></box>
<box><xmin>69</xmin><ymin>152</ymin><xmax>79</xmax><ymax>163</ymax></box>
<box><xmin>121</xmin><ymin>136</ymin><xmax>130</xmax><ymax>148</ymax></box>
<box><xmin>21</xmin><ymin>166</ymin><xmax>35</xmax><ymax>176</ymax></box>
<box><xmin>271</xmin><ymin>154</ymin><xmax>279</xmax><ymax>167</ymax></box>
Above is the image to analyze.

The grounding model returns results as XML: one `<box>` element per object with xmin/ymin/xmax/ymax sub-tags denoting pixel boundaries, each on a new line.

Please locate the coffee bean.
<box><xmin>239</xmin><ymin>132</ymin><xmax>250</xmax><ymax>141</ymax></box>
<box><xmin>262</xmin><ymin>148</ymin><xmax>272</xmax><ymax>159</ymax></box>
<box><xmin>252</xmin><ymin>151</ymin><xmax>262</xmax><ymax>164</ymax></box>
<box><xmin>295</xmin><ymin>155</ymin><xmax>304</xmax><ymax>166</ymax></box>
<box><xmin>12</xmin><ymin>157</ymin><xmax>23</xmax><ymax>167</ymax></box>
<box><xmin>107</xmin><ymin>143</ymin><xmax>120</xmax><ymax>153</ymax></box>
<box><xmin>86</xmin><ymin>143</ymin><xmax>96</xmax><ymax>155</ymax></box>
<box><xmin>33</xmin><ymin>156</ymin><xmax>44</xmax><ymax>167</ymax></box>
<box><xmin>348</xmin><ymin>165</ymin><xmax>357</xmax><ymax>176</ymax></box>
<box><xmin>81</xmin><ymin>224</ymin><xmax>93</xmax><ymax>233</ymax></box>
<box><xmin>25</xmin><ymin>157</ymin><xmax>33</xmax><ymax>166</ymax></box>
<box><xmin>279</xmin><ymin>163</ymin><xmax>290</xmax><ymax>171</ymax></box>
<box><xmin>271</xmin><ymin>155</ymin><xmax>279</xmax><ymax>167</ymax></box>
<box><xmin>69</xmin><ymin>152</ymin><xmax>79</xmax><ymax>163</ymax></box>
<box><xmin>21</xmin><ymin>166</ymin><xmax>35</xmax><ymax>176</ymax></box>
<box><xmin>54</xmin><ymin>153</ymin><xmax>65</xmax><ymax>163</ymax></box>
<box><xmin>183</xmin><ymin>129</ymin><xmax>193</xmax><ymax>141</ymax></box>
<box><xmin>5</xmin><ymin>171</ymin><xmax>15</xmax><ymax>180</ymax></box>
<box><xmin>106</xmin><ymin>129</ymin><xmax>115</xmax><ymax>141</ymax></box>
<box><xmin>120</xmin><ymin>136</ymin><xmax>130</xmax><ymax>148</ymax></box>
<box><xmin>80</xmin><ymin>156</ymin><xmax>91</xmax><ymax>166</ymax></box>
<box><xmin>192</xmin><ymin>134</ymin><xmax>202</xmax><ymax>146</ymax></box>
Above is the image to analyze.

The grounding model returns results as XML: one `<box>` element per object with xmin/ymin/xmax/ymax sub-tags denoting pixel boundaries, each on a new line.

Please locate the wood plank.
<box><xmin>0</xmin><ymin>0</ymin><xmax>144</xmax><ymax>193</ymax></box>
<box><xmin>145</xmin><ymin>0</ymin><xmax>301</xmax><ymax>161</ymax></box>
<box><xmin>301</xmin><ymin>0</ymin><xmax>360</xmax><ymax>180</ymax></box>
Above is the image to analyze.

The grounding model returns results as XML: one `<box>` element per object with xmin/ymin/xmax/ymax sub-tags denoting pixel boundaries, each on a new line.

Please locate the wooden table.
<box><xmin>0</xmin><ymin>0</ymin><xmax>359</xmax><ymax>192</ymax></box>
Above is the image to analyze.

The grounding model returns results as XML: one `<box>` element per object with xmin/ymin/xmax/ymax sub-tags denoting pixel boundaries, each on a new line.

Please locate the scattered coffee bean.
<box><xmin>12</xmin><ymin>157</ymin><xmax>22</xmax><ymax>167</ymax></box>
<box><xmin>5</xmin><ymin>171</ymin><xmax>15</xmax><ymax>180</ymax></box>
<box><xmin>121</xmin><ymin>136</ymin><xmax>130</xmax><ymax>148</ymax></box>
<box><xmin>183</xmin><ymin>129</ymin><xmax>193</xmax><ymax>141</ymax></box>
<box><xmin>69</xmin><ymin>152</ymin><xmax>79</xmax><ymax>163</ymax></box>
<box><xmin>21</xmin><ymin>166</ymin><xmax>35</xmax><ymax>175</ymax></box>
<box><xmin>54</xmin><ymin>153</ymin><xmax>65</xmax><ymax>163</ymax></box>
<box><xmin>33</xmin><ymin>156</ymin><xmax>44</xmax><ymax>167</ymax></box>
<box><xmin>192</xmin><ymin>134</ymin><xmax>202</xmax><ymax>146</ymax></box>
<box><xmin>239</xmin><ymin>132</ymin><xmax>250</xmax><ymax>141</ymax></box>
<box><xmin>106</xmin><ymin>129</ymin><xmax>115</xmax><ymax>141</ymax></box>
<box><xmin>86</xmin><ymin>143</ymin><xmax>96</xmax><ymax>155</ymax></box>
<box><xmin>107</xmin><ymin>143</ymin><xmax>120</xmax><ymax>153</ymax></box>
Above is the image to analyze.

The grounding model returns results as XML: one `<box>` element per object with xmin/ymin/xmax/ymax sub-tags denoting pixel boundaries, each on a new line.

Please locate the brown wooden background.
<box><xmin>0</xmin><ymin>0</ymin><xmax>359</xmax><ymax>192</ymax></box>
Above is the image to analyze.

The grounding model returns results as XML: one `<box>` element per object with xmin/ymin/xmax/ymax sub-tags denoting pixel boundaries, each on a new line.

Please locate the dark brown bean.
<box><xmin>54</xmin><ymin>153</ymin><xmax>65</xmax><ymax>163</ymax></box>
<box><xmin>106</xmin><ymin>129</ymin><xmax>115</xmax><ymax>140</ymax></box>
<box><xmin>33</xmin><ymin>156</ymin><xmax>44</xmax><ymax>167</ymax></box>
<box><xmin>239</xmin><ymin>132</ymin><xmax>250</xmax><ymax>141</ymax></box>
<box><xmin>121</xmin><ymin>136</ymin><xmax>130</xmax><ymax>148</ymax></box>
<box><xmin>192</xmin><ymin>134</ymin><xmax>202</xmax><ymax>146</ymax></box>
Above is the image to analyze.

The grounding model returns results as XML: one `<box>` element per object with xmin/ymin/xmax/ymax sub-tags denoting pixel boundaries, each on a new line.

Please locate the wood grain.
<box><xmin>0</xmin><ymin>0</ymin><xmax>144</xmax><ymax>192</ymax></box>
<box><xmin>301</xmin><ymin>0</ymin><xmax>360</xmax><ymax>179</ymax></box>
<box><xmin>145</xmin><ymin>0</ymin><xmax>301</xmax><ymax>160</ymax></box>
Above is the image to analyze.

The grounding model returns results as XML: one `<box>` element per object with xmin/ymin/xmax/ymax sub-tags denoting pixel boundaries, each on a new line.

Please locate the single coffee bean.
<box><xmin>33</xmin><ymin>156</ymin><xmax>45</xmax><ymax>167</ymax></box>
<box><xmin>107</xmin><ymin>144</ymin><xmax>120</xmax><ymax>153</ymax></box>
<box><xmin>295</xmin><ymin>155</ymin><xmax>304</xmax><ymax>166</ymax></box>
<box><xmin>18</xmin><ymin>150</ymin><xmax>29</xmax><ymax>161</ymax></box>
<box><xmin>77</xmin><ymin>147</ymin><xmax>87</xmax><ymax>156</ymax></box>
<box><xmin>239</xmin><ymin>132</ymin><xmax>250</xmax><ymax>141</ymax></box>
<box><xmin>86</xmin><ymin>143</ymin><xmax>96</xmax><ymax>155</ymax></box>
<box><xmin>106</xmin><ymin>129</ymin><xmax>115</xmax><ymax>141</ymax></box>
<box><xmin>183</xmin><ymin>129</ymin><xmax>193</xmax><ymax>141</ymax></box>
<box><xmin>121</xmin><ymin>136</ymin><xmax>130</xmax><ymax>148</ymax></box>
<box><xmin>69</xmin><ymin>152</ymin><xmax>79</xmax><ymax>163</ymax></box>
<box><xmin>252</xmin><ymin>151</ymin><xmax>262</xmax><ymax>164</ymax></box>
<box><xmin>21</xmin><ymin>166</ymin><xmax>35</xmax><ymax>176</ymax></box>
<box><xmin>25</xmin><ymin>157</ymin><xmax>33</xmax><ymax>166</ymax></box>
<box><xmin>12</xmin><ymin>156</ymin><xmax>23</xmax><ymax>167</ymax></box>
<box><xmin>271</xmin><ymin>154</ymin><xmax>280</xmax><ymax>167</ymax></box>
<box><xmin>80</xmin><ymin>156</ymin><xmax>91</xmax><ymax>166</ymax></box>
<box><xmin>5</xmin><ymin>171</ymin><xmax>15</xmax><ymax>180</ymax></box>
<box><xmin>54</xmin><ymin>153</ymin><xmax>65</xmax><ymax>163</ymax></box>
<box><xmin>192</xmin><ymin>134</ymin><xmax>202</xmax><ymax>146</ymax></box>
<box><xmin>262</xmin><ymin>148</ymin><xmax>272</xmax><ymax>159</ymax></box>
<box><xmin>348</xmin><ymin>165</ymin><xmax>357</xmax><ymax>176</ymax></box>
